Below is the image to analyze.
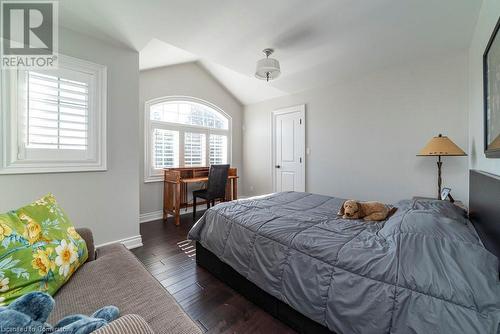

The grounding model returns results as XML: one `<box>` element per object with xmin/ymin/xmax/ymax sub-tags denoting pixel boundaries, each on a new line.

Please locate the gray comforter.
<box><xmin>188</xmin><ymin>192</ymin><xmax>500</xmax><ymax>334</ymax></box>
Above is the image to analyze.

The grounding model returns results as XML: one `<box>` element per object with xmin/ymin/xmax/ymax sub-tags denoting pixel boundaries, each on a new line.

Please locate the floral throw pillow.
<box><xmin>0</xmin><ymin>194</ymin><xmax>88</xmax><ymax>305</ymax></box>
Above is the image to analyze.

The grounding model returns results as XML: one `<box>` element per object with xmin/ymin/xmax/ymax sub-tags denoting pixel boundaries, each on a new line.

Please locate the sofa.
<box><xmin>47</xmin><ymin>228</ymin><xmax>202</xmax><ymax>334</ymax></box>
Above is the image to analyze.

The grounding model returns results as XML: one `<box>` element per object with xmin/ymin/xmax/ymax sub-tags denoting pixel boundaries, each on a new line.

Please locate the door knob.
<box><xmin>275</xmin><ymin>165</ymin><xmax>281</xmax><ymax>168</ymax></box>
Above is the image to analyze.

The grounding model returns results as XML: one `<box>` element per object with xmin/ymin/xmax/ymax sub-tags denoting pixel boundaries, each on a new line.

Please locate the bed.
<box><xmin>188</xmin><ymin>171</ymin><xmax>500</xmax><ymax>334</ymax></box>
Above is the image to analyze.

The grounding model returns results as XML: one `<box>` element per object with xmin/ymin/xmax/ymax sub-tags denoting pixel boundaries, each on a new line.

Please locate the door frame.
<box><xmin>271</xmin><ymin>104</ymin><xmax>306</xmax><ymax>192</ymax></box>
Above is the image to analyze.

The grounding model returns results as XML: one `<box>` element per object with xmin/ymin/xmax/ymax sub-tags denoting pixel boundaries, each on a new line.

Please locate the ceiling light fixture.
<box><xmin>255</xmin><ymin>48</ymin><xmax>281</xmax><ymax>82</ymax></box>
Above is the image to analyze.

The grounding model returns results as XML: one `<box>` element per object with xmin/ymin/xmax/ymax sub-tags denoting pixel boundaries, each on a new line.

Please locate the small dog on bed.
<box><xmin>337</xmin><ymin>200</ymin><xmax>396</xmax><ymax>222</ymax></box>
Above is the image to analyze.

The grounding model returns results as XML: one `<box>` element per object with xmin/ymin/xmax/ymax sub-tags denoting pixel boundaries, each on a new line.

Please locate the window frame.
<box><xmin>0</xmin><ymin>54</ymin><xmax>107</xmax><ymax>174</ymax></box>
<box><xmin>144</xmin><ymin>96</ymin><xmax>232</xmax><ymax>183</ymax></box>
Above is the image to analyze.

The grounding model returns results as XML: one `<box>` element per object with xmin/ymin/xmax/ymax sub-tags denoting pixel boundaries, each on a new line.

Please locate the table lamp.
<box><xmin>417</xmin><ymin>134</ymin><xmax>467</xmax><ymax>199</ymax></box>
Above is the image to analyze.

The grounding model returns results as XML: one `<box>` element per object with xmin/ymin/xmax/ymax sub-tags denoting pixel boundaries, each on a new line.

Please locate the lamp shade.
<box><xmin>255</xmin><ymin>57</ymin><xmax>281</xmax><ymax>80</ymax></box>
<box><xmin>417</xmin><ymin>134</ymin><xmax>466</xmax><ymax>156</ymax></box>
<box><xmin>255</xmin><ymin>48</ymin><xmax>281</xmax><ymax>81</ymax></box>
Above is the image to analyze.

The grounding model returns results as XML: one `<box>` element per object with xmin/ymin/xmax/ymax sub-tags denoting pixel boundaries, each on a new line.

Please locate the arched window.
<box><xmin>144</xmin><ymin>96</ymin><xmax>231</xmax><ymax>182</ymax></box>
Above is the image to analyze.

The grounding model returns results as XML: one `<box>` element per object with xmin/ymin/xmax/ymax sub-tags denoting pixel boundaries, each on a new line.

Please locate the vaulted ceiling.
<box><xmin>59</xmin><ymin>0</ymin><xmax>482</xmax><ymax>104</ymax></box>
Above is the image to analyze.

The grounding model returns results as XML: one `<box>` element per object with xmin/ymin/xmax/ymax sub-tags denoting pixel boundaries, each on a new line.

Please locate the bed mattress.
<box><xmin>188</xmin><ymin>192</ymin><xmax>500</xmax><ymax>334</ymax></box>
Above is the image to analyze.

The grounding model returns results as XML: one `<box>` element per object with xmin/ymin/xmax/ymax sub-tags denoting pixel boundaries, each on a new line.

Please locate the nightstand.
<box><xmin>412</xmin><ymin>196</ymin><xmax>467</xmax><ymax>212</ymax></box>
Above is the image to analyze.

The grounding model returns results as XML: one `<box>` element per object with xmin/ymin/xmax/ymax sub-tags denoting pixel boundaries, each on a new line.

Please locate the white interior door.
<box><xmin>272</xmin><ymin>105</ymin><xmax>305</xmax><ymax>192</ymax></box>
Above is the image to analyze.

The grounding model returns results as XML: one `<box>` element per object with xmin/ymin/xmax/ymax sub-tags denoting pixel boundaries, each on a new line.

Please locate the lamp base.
<box><xmin>437</xmin><ymin>156</ymin><xmax>442</xmax><ymax>200</ymax></box>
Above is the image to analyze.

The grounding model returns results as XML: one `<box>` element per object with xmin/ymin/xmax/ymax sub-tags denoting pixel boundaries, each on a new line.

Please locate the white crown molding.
<box><xmin>96</xmin><ymin>235</ymin><xmax>143</xmax><ymax>250</ymax></box>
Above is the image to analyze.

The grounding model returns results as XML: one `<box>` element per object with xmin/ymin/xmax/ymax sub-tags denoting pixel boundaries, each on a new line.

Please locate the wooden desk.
<box><xmin>163</xmin><ymin>167</ymin><xmax>238</xmax><ymax>225</ymax></box>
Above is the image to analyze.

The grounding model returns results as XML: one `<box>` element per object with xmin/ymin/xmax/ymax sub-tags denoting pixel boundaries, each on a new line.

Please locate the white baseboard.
<box><xmin>139</xmin><ymin>207</ymin><xmax>199</xmax><ymax>223</ymax></box>
<box><xmin>139</xmin><ymin>196</ymin><xmax>251</xmax><ymax>224</ymax></box>
<box><xmin>139</xmin><ymin>210</ymin><xmax>163</xmax><ymax>223</ymax></box>
<box><xmin>96</xmin><ymin>235</ymin><xmax>143</xmax><ymax>250</ymax></box>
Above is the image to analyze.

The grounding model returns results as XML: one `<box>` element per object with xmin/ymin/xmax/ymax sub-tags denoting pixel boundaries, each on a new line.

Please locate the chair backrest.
<box><xmin>207</xmin><ymin>164</ymin><xmax>230</xmax><ymax>198</ymax></box>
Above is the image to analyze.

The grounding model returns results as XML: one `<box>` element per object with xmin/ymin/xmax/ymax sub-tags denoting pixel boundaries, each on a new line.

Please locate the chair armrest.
<box><xmin>76</xmin><ymin>228</ymin><xmax>95</xmax><ymax>262</ymax></box>
<box><xmin>91</xmin><ymin>314</ymin><xmax>155</xmax><ymax>334</ymax></box>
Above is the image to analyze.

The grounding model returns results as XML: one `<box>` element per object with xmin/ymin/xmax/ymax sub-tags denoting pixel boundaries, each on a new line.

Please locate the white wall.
<box><xmin>139</xmin><ymin>62</ymin><xmax>243</xmax><ymax>215</ymax></box>
<box><xmin>243</xmin><ymin>53</ymin><xmax>469</xmax><ymax>203</ymax></box>
<box><xmin>469</xmin><ymin>0</ymin><xmax>500</xmax><ymax>176</ymax></box>
<box><xmin>0</xmin><ymin>28</ymin><xmax>140</xmax><ymax>246</ymax></box>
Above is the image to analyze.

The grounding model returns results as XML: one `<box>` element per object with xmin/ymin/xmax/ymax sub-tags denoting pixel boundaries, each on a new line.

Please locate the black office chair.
<box><xmin>193</xmin><ymin>164</ymin><xmax>230</xmax><ymax>220</ymax></box>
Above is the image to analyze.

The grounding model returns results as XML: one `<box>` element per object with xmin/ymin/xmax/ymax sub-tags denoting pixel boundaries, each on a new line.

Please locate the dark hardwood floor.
<box><xmin>131</xmin><ymin>212</ymin><xmax>296</xmax><ymax>334</ymax></box>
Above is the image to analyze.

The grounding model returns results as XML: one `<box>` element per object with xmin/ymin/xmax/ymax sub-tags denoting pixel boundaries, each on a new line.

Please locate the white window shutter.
<box><xmin>184</xmin><ymin>132</ymin><xmax>206</xmax><ymax>167</ymax></box>
<box><xmin>0</xmin><ymin>54</ymin><xmax>107</xmax><ymax>174</ymax></box>
<box><xmin>209</xmin><ymin>134</ymin><xmax>227</xmax><ymax>165</ymax></box>
<box><xmin>144</xmin><ymin>97</ymin><xmax>231</xmax><ymax>182</ymax></box>
<box><xmin>27</xmin><ymin>71</ymin><xmax>88</xmax><ymax>150</ymax></box>
<box><xmin>153</xmin><ymin>128</ymin><xmax>179</xmax><ymax>168</ymax></box>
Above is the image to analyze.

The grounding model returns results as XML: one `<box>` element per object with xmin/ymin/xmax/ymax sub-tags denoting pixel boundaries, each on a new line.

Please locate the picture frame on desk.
<box><xmin>440</xmin><ymin>187</ymin><xmax>454</xmax><ymax>202</ymax></box>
